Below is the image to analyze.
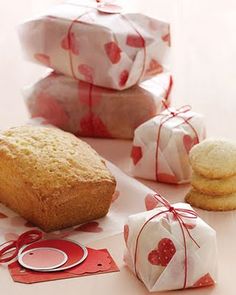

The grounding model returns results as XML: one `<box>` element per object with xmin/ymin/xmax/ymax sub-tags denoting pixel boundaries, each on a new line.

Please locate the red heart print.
<box><xmin>145</xmin><ymin>194</ymin><xmax>159</xmax><ymax>211</ymax></box>
<box><xmin>162</xmin><ymin>33</ymin><xmax>171</xmax><ymax>46</ymax></box>
<box><xmin>183</xmin><ymin>135</ymin><xmax>199</xmax><ymax>154</ymax></box>
<box><xmin>192</xmin><ymin>273</ymin><xmax>215</xmax><ymax>288</ymax></box>
<box><xmin>61</xmin><ymin>35</ymin><xmax>70</xmax><ymax>50</ymax></box>
<box><xmin>0</xmin><ymin>212</ymin><xmax>7</xmax><ymax>218</ymax></box>
<box><xmin>104</xmin><ymin>42</ymin><xmax>121</xmax><ymax>64</ymax></box>
<box><xmin>34</xmin><ymin>53</ymin><xmax>51</xmax><ymax>66</ymax></box>
<box><xmin>183</xmin><ymin>222</ymin><xmax>196</xmax><ymax>230</ymax></box>
<box><xmin>146</xmin><ymin>59</ymin><xmax>163</xmax><ymax>76</ymax></box>
<box><xmin>61</xmin><ymin>33</ymin><xmax>80</xmax><ymax>55</ymax></box>
<box><xmin>78</xmin><ymin>64</ymin><xmax>94</xmax><ymax>83</ymax></box>
<box><xmin>34</xmin><ymin>93</ymin><xmax>69</xmax><ymax>127</ymax></box>
<box><xmin>126</xmin><ymin>34</ymin><xmax>145</xmax><ymax>48</ymax></box>
<box><xmin>111</xmin><ymin>190</ymin><xmax>120</xmax><ymax>203</ymax></box>
<box><xmin>74</xmin><ymin>221</ymin><xmax>103</xmax><ymax>233</ymax></box>
<box><xmin>131</xmin><ymin>146</ymin><xmax>143</xmax><ymax>165</ymax></box>
<box><xmin>119</xmin><ymin>70</ymin><xmax>129</xmax><ymax>87</ymax></box>
<box><xmin>79</xmin><ymin>113</ymin><xmax>112</xmax><ymax>138</ymax></box>
<box><xmin>156</xmin><ymin>173</ymin><xmax>178</xmax><ymax>184</ymax></box>
<box><xmin>123</xmin><ymin>224</ymin><xmax>129</xmax><ymax>245</ymax></box>
<box><xmin>148</xmin><ymin>238</ymin><xmax>176</xmax><ymax>266</ymax></box>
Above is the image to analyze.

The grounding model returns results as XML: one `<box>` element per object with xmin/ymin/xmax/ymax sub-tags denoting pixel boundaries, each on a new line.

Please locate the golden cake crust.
<box><xmin>0</xmin><ymin>126</ymin><xmax>116</xmax><ymax>231</ymax></box>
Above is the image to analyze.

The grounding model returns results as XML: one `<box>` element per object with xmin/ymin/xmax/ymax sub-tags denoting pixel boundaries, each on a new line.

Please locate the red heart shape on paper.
<box><xmin>119</xmin><ymin>70</ymin><xmax>129</xmax><ymax>87</ymax></box>
<box><xmin>61</xmin><ymin>33</ymin><xmax>80</xmax><ymax>55</ymax></box>
<box><xmin>61</xmin><ymin>35</ymin><xmax>70</xmax><ymax>50</ymax></box>
<box><xmin>104</xmin><ymin>42</ymin><xmax>121</xmax><ymax>64</ymax></box>
<box><xmin>34</xmin><ymin>53</ymin><xmax>51</xmax><ymax>67</ymax></box>
<box><xmin>192</xmin><ymin>273</ymin><xmax>215</xmax><ymax>288</ymax></box>
<box><xmin>78</xmin><ymin>64</ymin><xmax>94</xmax><ymax>83</ymax></box>
<box><xmin>183</xmin><ymin>222</ymin><xmax>196</xmax><ymax>230</ymax></box>
<box><xmin>156</xmin><ymin>173</ymin><xmax>178</xmax><ymax>184</ymax></box>
<box><xmin>75</xmin><ymin>221</ymin><xmax>103</xmax><ymax>233</ymax></box>
<box><xmin>79</xmin><ymin>113</ymin><xmax>112</xmax><ymax>138</ymax></box>
<box><xmin>183</xmin><ymin>135</ymin><xmax>199</xmax><ymax>154</ymax></box>
<box><xmin>162</xmin><ymin>33</ymin><xmax>171</xmax><ymax>46</ymax></box>
<box><xmin>131</xmin><ymin>146</ymin><xmax>143</xmax><ymax>165</ymax></box>
<box><xmin>34</xmin><ymin>93</ymin><xmax>69</xmax><ymax>127</ymax></box>
<box><xmin>148</xmin><ymin>238</ymin><xmax>176</xmax><ymax>267</ymax></box>
<box><xmin>146</xmin><ymin>59</ymin><xmax>163</xmax><ymax>76</ymax></box>
<box><xmin>145</xmin><ymin>194</ymin><xmax>159</xmax><ymax>211</ymax></box>
<box><xmin>126</xmin><ymin>34</ymin><xmax>145</xmax><ymax>48</ymax></box>
<box><xmin>0</xmin><ymin>212</ymin><xmax>7</xmax><ymax>218</ymax></box>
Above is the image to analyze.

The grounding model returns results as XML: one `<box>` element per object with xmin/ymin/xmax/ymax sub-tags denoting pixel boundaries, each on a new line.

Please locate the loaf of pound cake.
<box><xmin>0</xmin><ymin>126</ymin><xmax>116</xmax><ymax>231</ymax></box>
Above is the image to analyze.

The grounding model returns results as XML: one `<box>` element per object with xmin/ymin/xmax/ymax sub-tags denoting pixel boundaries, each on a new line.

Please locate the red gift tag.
<box><xmin>9</xmin><ymin>248</ymin><xmax>119</xmax><ymax>284</ymax></box>
<box><xmin>18</xmin><ymin>239</ymin><xmax>88</xmax><ymax>272</ymax></box>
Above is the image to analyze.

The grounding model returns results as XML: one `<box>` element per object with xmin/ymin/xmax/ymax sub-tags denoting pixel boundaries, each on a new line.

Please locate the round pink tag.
<box><xmin>97</xmin><ymin>3</ymin><xmax>123</xmax><ymax>14</ymax></box>
<box><xmin>18</xmin><ymin>247</ymin><xmax>68</xmax><ymax>271</ymax></box>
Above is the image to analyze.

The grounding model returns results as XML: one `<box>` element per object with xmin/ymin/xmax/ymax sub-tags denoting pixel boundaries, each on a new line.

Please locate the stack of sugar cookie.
<box><xmin>185</xmin><ymin>138</ymin><xmax>236</xmax><ymax>211</ymax></box>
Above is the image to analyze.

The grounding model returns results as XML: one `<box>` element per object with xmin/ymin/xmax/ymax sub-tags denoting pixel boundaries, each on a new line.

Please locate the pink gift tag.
<box><xmin>19</xmin><ymin>239</ymin><xmax>88</xmax><ymax>272</ymax></box>
<box><xmin>18</xmin><ymin>248</ymin><xmax>68</xmax><ymax>271</ymax></box>
<box><xmin>97</xmin><ymin>3</ymin><xmax>122</xmax><ymax>14</ymax></box>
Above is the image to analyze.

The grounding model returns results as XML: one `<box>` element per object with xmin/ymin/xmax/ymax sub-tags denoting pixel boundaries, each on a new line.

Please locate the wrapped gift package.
<box><xmin>18</xmin><ymin>0</ymin><xmax>170</xmax><ymax>90</ymax></box>
<box><xmin>24</xmin><ymin>72</ymin><xmax>172</xmax><ymax>139</ymax></box>
<box><xmin>124</xmin><ymin>194</ymin><xmax>217</xmax><ymax>292</ymax></box>
<box><xmin>130</xmin><ymin>107</ymin><xmax>206</xmax><ymax>183</ymax></box>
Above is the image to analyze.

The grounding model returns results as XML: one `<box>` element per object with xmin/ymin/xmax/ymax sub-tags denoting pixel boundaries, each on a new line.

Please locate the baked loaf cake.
<box><xmin>0</xmin><ymin>126</ymin><xmax>116</xmax><ymax>231</ymax></box>
<box><xmin>185</xmin><ymin>138</ymin><xmax>236</xmax><ymax>211</ymax></box>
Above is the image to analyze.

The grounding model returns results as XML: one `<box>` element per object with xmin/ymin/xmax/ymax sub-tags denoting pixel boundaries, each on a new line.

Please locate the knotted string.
<box><xmin>0</xmin><ymin>230</ymin><xmax>42</xmax><ymax>263</ymax></box>
<box><xmin>134</xmin><ymin>194</ymin><xmax>200</xmax><ymax>289</ymax></box>
<box><xmin>59</xmin><ymin>1</ymin><xmax>147</xmax><ymax>87</ymax></box>
<box><xmin>155</xmin><ymin>104</ymin><xmax>200</xmax><ymax>182</ymax></box>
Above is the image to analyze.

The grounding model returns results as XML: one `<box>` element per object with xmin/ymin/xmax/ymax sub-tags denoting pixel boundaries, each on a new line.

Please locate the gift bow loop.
<box><xmin>154</xmin><ymin>194</ymin><xmax>198</xmax><ymax>220</ymax></box>
<box><xmin>0</xmin><ymin>230</ymin><xmax>43</xmax><ymax>263</ymax></box>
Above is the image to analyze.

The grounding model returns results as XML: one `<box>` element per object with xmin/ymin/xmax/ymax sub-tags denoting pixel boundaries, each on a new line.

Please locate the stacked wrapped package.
<box><xmin>19</xmin><ymin>0</ymin><xmax>171</xmax><ymax>139</ymax></box>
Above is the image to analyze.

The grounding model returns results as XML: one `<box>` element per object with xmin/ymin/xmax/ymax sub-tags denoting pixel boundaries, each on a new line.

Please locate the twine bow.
<box><xmin>134</xmin><ymin>194</ymin><xmax>200</xmax><ymax>289</ymax></box>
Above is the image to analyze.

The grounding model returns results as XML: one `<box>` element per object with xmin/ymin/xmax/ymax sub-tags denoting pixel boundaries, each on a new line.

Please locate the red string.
<box><xmin>0</xmin><ymin>230</ymin><xmax>42</xmax><ymax>263</ymax></box>
<box><xmin>63</xmin><ymin>10</ymin><xmax>94</xmax><ymax>79</ymax></box>
<box><xmin>163</xmin><ymin>75</ymin><xmax>173</xmax><ymax>106</ymax></box>
<box><xmin>120</xmin><ymin>15</ymin><xmax>146</xmax><ymax>84</ymax></box>
<box><xmin>155</xmin><ymin>105</ymin><xmax>200</xmax><ymax>182</ymax></box>
<box><xmin>133</xmin><ymin>194</ymin><xmax>199</xmax><ymax>289</ymax></box>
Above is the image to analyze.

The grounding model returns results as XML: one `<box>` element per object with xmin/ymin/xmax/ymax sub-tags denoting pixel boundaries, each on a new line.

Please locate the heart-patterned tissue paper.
<box><xmin>24</xmin><ymin>72</ymin><xmax>172</xmax><ymax>139</ymax></box>
<box><xmin>18</xmin><ymin>0</ymin><xmax>170</xmax><ymax>90</ymax></box>
<box><xmin>130</xmin><ymin>106</ymin><xmax>206</xmax><ymax>184</ymax></box>
<box><xmin>123</xmin><ymin>195</ymin><xmax>217</xmax><ymax>292</ymax></box>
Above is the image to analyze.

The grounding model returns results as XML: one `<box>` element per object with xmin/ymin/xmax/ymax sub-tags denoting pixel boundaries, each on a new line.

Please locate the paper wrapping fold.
<box><xmin>124</xmin><ymin>202</ymin><xmax>217</xmax><ymax>292</ymax></box>
<box><xmin>24</xmin><ymin>72</ymin><xmax>172</xmax><ymax>139</ymax></box>
<box><xmin>130</xmin><ymin>108</ymin><xmax>206</xmax><ymax>183</ymax></box>
<box><xmin>18</xmin><ymin>0</ymin><xmax>170</xmax><ymax>90</ymax></box>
